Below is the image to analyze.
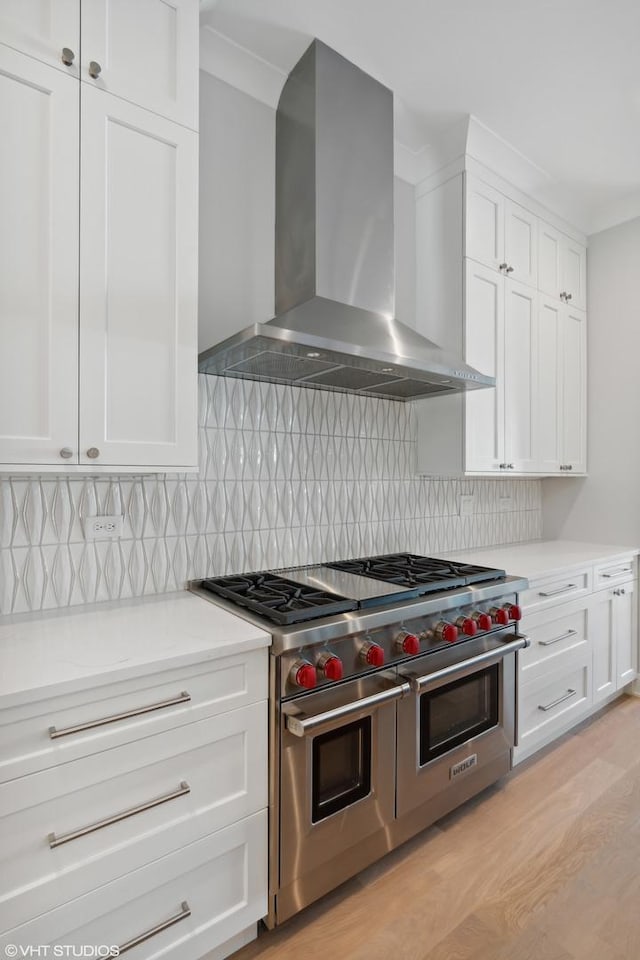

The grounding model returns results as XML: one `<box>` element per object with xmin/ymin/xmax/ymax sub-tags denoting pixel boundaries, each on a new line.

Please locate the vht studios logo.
<box><xmin>4</xmin><ymin>947</ymin><xmax>120</xmax><ymax>958</ymax></box>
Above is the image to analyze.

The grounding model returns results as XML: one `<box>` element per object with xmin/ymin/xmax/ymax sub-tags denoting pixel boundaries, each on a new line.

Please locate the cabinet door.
<box><xmin>538</xmin><ymin>220</ymin><xmax>562</xmax><ymax>300</ymax></box>
<box><xmin>616</xmin><ymin>580</ymin><xmax>637</xmax><ymax>687</ymax></box>
<box><xmin>504</xmin><ymin>200</ymin><xmax>537</xmax><ymax>287</ymax></box>
<box><xmin>465</xmin><ymin>176</ymin><xmax>505</xmax><ymax>273</ymax></box>
<box><xmin>536</xmin><ymin>296</ymin><xmax>562</xmax><ymax>474</ymax></box>
<box><xmin>503</xmin><ymin>281</ymin><xmax>537</xmax><ymax>472</ymax></box>
<box><xmin>79</xmin><ymin>86</ymin><xmax>198</xmax><ymax>469</ymax></box>
<box><xmin>590</xmin><ymin>590</ymin><xmax>616</xmax><ymax>704</ymax></box>
<box><xmin>561</xmin><ymin>236</ymin><xmax>587</xmax><ymax>311</ymax></box>
<box><xmin>81</xmin><ymin>0</ymin><xmax>198</xmax><ymax>129</ymax></box>
<box><xmin>560</xmin><ymin>307</ymin><xmax>587</xmax><ymax>473</ymax></box>
<box><xmin>463</xmin><ymin>260</ymin><xmax>505</xmax><ymax>472</ymax></box>
<box><xmin>0</xmin><ymin>0</ymin><xmax>79</xmax><ymax>76</ymax></box>
<box><xmin>0</xmin><ymin>46</ymin><xmax>79</xmax><ymax>466</ymax></box>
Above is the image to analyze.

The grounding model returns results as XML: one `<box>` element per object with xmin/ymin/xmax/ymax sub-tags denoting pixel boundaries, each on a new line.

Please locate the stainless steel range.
<box><xmin>191</xmin><ymin>554</ymin><xmax>529</xmax><ymax>927</ymax></box>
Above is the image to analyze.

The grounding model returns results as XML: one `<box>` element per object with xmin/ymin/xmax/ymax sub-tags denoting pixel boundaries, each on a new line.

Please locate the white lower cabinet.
<box><xmin>514</xmin><ymin>555</ymin><xmax>638</xmax><ymax>765</ymax></box>
<box><xmin>0</xmin><ymin>649</ymin><xmax>268</xmax><ymax>958</ymax></box>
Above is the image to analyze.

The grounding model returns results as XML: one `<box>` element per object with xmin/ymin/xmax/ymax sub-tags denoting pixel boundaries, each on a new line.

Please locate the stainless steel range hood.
<box><xmin>199</xmin><ymin>39</ymin><xmax>494</xmax><ymax>401</ymax></box>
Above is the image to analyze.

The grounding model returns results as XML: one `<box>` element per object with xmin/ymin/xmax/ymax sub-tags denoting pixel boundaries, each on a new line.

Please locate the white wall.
<box><xmin>543</xmin><ymin>215</ymin><xmax>640</xmax><ymax>545</ymax></box>
<box><xmin>198</xmin><ymin>71</ymin><xmax>416</xmax><ymax>351</ymax></box>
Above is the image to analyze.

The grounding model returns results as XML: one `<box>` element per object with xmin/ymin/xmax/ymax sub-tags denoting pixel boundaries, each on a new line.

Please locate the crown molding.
<box><xmin>199</xmin><ymin>25</ymin><xmax>286</xmax><ymax>108</ymax></box>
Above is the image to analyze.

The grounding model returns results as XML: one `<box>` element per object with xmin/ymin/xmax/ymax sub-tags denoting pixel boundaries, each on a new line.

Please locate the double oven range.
<box><xmin>192</xmin><ymin>553</ymin><xmax>528</xmax><ymax>927</ymax></box>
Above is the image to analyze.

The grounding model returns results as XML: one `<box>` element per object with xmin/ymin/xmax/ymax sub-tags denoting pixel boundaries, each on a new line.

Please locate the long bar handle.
<box><xmin>539</xmin><ymin>628</ymin><xmax>577</xmax><ymax>647</ymax></box>
<box><xmin>285</xmin><ymin>682</ymin><xmax>410</xmax><ymax>738</ymax></box>
<box><xmin>49</xmin><ymin>691</ymin><xmax>191</xmax><ymax>739</ymax></box>
<box><xmin>117</xmin><ymin>901</ymin><xmax>191</xmax><ymax>955</ymax></box>
<box><xmin>602</xmin><ymin>568</ymin><xmax>632</xmax><ymax>578</ymax></box>
<box><xmin>48</xmin><ymin>781</ymin><xmax>190</xmax><ymax>849</ymax></box>
<box><xmin>538</xmin><ymin>584</ymin><xmax>577</xmax><ymax>598</ymax></box>
<box><xmin>538</xmin><ymin>689</ymin><xmax>577</xmax><ymax>712</ymax></box>
<box><xmin>408</xmin><ymin>634</ymin><xmax>529</xmax><ymax>692</ymax></box>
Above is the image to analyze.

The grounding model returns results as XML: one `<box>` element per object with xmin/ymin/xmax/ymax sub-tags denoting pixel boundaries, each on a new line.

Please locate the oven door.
<box><xmin>396</xmin><ymin>632</ymin><xmax>527</xmax><ymax>818</ymax></box>
<box><xmin>279</xmin><ymin>672</ymin><xmax>409</xmax><ymax>889</ymax></box>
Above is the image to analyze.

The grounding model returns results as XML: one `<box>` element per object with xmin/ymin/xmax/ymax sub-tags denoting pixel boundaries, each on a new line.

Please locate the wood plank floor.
<box><xmin>233</xmin><ymin>695</ymin><xmax>640</xmax><ymax>960</ymax></box>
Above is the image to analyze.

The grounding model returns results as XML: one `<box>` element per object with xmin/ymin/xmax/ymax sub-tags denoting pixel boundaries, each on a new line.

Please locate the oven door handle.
<box><xmin>405</xmin><ymin>634</ymin><xmax>529</xmax><ymax>693</ymax></box>
<box><xmin>284</xmin><ymin>681</ymin><xmax>411</xmax><ymax>738</ymax></box>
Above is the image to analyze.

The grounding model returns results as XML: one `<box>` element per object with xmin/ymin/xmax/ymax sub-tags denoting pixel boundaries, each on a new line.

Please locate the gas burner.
<box><xmin>324</xmin><ymin>553</ymin><xmax>505</xmax><ymax>592</ymax></box>
<box><xmin>199</xmin><ymin>572</ymin><xmax>357</xmax><ymax>625</ymax></box>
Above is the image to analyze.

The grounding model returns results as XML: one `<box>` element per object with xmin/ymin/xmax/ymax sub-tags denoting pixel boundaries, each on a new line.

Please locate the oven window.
<box><xmin>311</xmin><ymin>717</ymin><xmax>372</xmax><ymax>823</ymax></box>
<box><xmin>419</xmin><ymin>664</ymin><xmax>499</xmax><ymax>765</ymax></box>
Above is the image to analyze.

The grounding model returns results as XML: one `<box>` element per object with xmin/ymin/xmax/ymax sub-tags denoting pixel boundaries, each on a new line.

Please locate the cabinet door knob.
<box><xmin>60</xmin><ymin>447</ymin><xmax>74</xmax><ymax>459</ymax></box>
<box><xmin>61</xmin><ymin>47</ymin><xmax>75</xmax><ymax>66</ymax></box>
<box><xmin>506</xmin><ymin>265</ymin><xmax>514</xmax><ymax>274</ymax></box>
<box><xmin>86</xmin><ymin>447</ymin><xmax>100</xmax><ymax>459</ymax></box>
<box><xmin>88</xmin><ymin>61</ymin><xmax>102</xmax><ymax>79</ymax></box>
<box><xmin>565</xmin><ymin>293</ymin><xmax>572</xmax><ymax>301</ymax></box>
<box><xmin>499</xmin><ymin>263</ymin><xmax>508</xmax><ymax>272</ymax></box>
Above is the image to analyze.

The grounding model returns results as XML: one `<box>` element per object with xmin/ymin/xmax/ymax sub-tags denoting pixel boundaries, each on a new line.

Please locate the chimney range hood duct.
<box><xmin>199</xmin><ymin>39</ymin><xmax>494</xmax><ymax>401</ymax></box>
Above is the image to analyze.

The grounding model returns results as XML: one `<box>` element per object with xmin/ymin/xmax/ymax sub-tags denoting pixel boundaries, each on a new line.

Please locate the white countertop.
<box><xmin>445</xmin><ymin>540</ymin><xmax>640</xmax><ymax>582</ymax></box>
<box><xmin>0</xmin><ymin>591</ymin><xmax>270</xmax><ymax>709</ymax></box>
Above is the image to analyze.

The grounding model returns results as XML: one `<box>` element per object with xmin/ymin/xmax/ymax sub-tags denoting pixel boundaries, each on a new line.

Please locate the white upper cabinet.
<box><xmin>0</xmin><ymin>46</ymin><xmax>79</xmax><ymax>466</ymax></box>
<box><xmin>504</xmin><ymin>200</ymin><xmax>538</xmax><ymax>287</ymax></box>
<box><xmin>536</xmin><ymin>296</ymin><xmax>563</xmax><ymax>474</ymax></box>
<box><xmin>538</xmin><ymin>219</ymin><xmax>587</xmax><ymax>310</ymax></box>
<box><xmin>0</xmin><ymin>0</ymin><xmax>79</xmax><ymax>76</ymax></box>
<box><xmin>464</xmin><ymin>261</ymin><xmax>505</xmax><ymax>473</ymax></box>
<box><xmin>79</xmin><ymin>87</ymin><xmax>198</xmax><ymax>467</ymax></box>
<box><xmin>560</xmin><ymin>306</ymin><xmax>587</xmax><ymax>474</ymax></box>
<box><xmin>503</xmin><ymin>281</ymin><xmax>537</xmax><ymax>472</ymax></box>
<box><xmin>81</xmin><ymin>0</ymin><xmax>199</xmax><ymax>129</ymax></box>
<box><xmin>465</xmin><ymin>177</ymin><xmax>505</xmax><ymax>273</ymax></box>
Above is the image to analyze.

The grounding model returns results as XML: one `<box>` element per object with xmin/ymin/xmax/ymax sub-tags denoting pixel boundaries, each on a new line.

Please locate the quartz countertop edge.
<box><xmin>444</xmin><ymin>540</ymin><xmax>640</xmax><ymax>583</ymax></box>
<box><xmin>0</xmin><ymin>590</ymin><xmax>271</xmax><ymax>710</ymax></box>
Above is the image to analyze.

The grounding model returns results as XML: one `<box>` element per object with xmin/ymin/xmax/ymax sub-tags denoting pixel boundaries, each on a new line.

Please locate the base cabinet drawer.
<box><xmin>0</xmin><ymin>702</ymin><xmax>267</xmax><ymax>930</ymax></box>
<box><xmin>0</xmin><ymin>648</ymin><xmax>268</xmax><ymax>784</ymax></box>
<box><xmin>519</xmin><ymin>567</ymin><xmax>591</xmax><ymax>615</ymax></box>
<box><xmin>593</xmin><ymin>557</ymin><xmax>637</xmax><ymax>591</ymax></box>
<box><xmin>519</xmin><ymin>600</ymin><xmax>589</xmax><ymax>678</ymax></box>
<box><xmin>517</xmin><ymin>653</ymin><xmax>591</xmax><ymax>751</ymax></box>
<box><xmin>1</xmin><ymin>810</ymin><xmax>267</xmax><ymax>960</ymax></box>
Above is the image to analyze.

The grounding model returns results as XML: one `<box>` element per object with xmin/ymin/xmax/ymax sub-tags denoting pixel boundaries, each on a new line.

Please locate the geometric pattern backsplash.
<box><xmin>0</xmin><ymin>375</ymin><xmax>542</xmax><ymax>615</ymax></box>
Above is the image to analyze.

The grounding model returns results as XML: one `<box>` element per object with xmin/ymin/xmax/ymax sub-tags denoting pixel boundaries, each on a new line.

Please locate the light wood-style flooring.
<box><xmin>234</xmin><ymin>695</ymin><xmax>640</xmax><ymax>960</ymax></box>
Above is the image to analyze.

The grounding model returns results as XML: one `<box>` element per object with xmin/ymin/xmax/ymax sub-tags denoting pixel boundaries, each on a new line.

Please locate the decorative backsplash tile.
<box><xmin>0</xmin><ymin>376</ymin><xmax>542</xmax><ymax>615</ymax></box>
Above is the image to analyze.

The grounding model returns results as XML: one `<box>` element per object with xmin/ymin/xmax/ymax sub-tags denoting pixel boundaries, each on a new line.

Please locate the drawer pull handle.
<box><xmin>538</xmin><ymin>583</ymin><xmax>577</xmax><ymax>598</ymax></box>
<box><xmin>602</xmin><ymin>568</ymin><xmax>632</xmax><ymax>579</ymax></box>
<box><xmin>538</xmin><ymin>689</ymin><xmax>577</xmax><ymax>712</ymax></box>
<box><xmin>49</xmin><ymin>691</ymin><xmax>191</xmax><ymax>739</ymax></box>
<box><xmin>117</xmin><ymin>901</ymin><xmax>191</xmax><ymax>955</ymax></box>
<box><xmin>539</xmin><ymin>628</ymin><xmax>578</xmax><ymax>647</ymax></box>
<box><xmin>48</xmin><ymin>781</ymin><xmax>190</xmax><ymax>849</ymax></box>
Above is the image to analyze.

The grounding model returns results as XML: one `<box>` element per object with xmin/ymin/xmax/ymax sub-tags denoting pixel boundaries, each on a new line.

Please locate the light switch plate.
<box><xmin>83</xmin><ymin>515</ymin><xmax>124</xmax><ymax>540</ymax></box>
<box><xmin>459</xmin><ymin>495</ymin><xmax>475</xmax><ymax>517</ymax></box>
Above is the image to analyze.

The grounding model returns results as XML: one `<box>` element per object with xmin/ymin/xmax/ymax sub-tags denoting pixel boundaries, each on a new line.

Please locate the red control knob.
<box><xmin>490</xmin><ymin>607</ymin><xmax>510</xmax><ymax>626</ymax></box>
<box><xmin>435</xmin><ymin>621</ymin><xmax>459</xmax><ymax>644</ymax></box>
<box><xmin>456</xmin><ymin>617</ymin><xmax>477</xmax><ymax>637</ymax></box>
<box><xmin>397</xmin><ymin>631</ymin><xmax>420</xmax><ymax>655</ymax></box>
<box><xmin>320</xmin><ymin>654</ymin><xmax>344</xmax><ymax>682</ymax></box>
<box><xmin>507</xmin><ymin>604</ymin><xmax>522</xmax><ymax>622</ymax></box>
<box><xmin>361</xmin><ymin>641</ymin><xmax>385</xmax><ymax>667</ymax></box>
<box><xmin>471</xmin><ymin>611</ymin><xmax>492</xmax><ymax>631</ymax></box>
<box><xmin>292</xmin><ymin>662</ymin><xmax>317</xmax><ymax>689</ymax></box>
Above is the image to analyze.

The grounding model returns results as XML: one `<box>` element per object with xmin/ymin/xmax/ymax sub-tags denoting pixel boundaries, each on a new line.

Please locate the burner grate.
<box><xmin>199</xmin><ymin>572</ymin><xmax>357</xmax><ymax>625</ymax></box>
<box><xmin>325</xmin><ymin>553</ymin><xmax>505</xmax><ymax>592</ymax></box>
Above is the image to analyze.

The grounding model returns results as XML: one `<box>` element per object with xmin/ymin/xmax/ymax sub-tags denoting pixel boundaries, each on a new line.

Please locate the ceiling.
<box><xmin>200</xmin><ymin>0</ymin><xmax>640</xmax><ymax>235</ymax></box>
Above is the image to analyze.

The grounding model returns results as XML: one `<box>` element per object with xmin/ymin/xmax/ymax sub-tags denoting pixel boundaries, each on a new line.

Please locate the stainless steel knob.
<box><xmin>621</xmin><ymin>588</ymin><xmax>626</xmax><ymax>595</ymax></box>
<box><xmin>88</xmin><ymin>61</ymin><xmax>102</xmax><ymax>79</ymax></box>
<box><xmin>565</xmin><ymin>293</ymin><xmax>572</xmax><ymax>301</ymax></box>
<box><xmin>86</xmin><ymin>447</ymin><xmax>100</xmax><ymax>459</ymax></box>
<box><xmin>560</xmin><ymin>292</ymin><xmax>567</xmax><ymax>301</ymax></box>
<box><xmin>499</xmin><ymin>463</ymin><xmax>507</xmax><ymax>469</ymax></box>
<box><xmin>506</xmin><ymin>265</ymin><xmax>514</xmax><ymax>274</ymax></box>
<box><xmin>499</xmin><ymin>263</ymin><xmax>508</xmax><ymax>272</ymax></box>
<box><xmin>60</xmin><ymin>447</ymin><xmax>73</xmax><ymax>459</ymax></box>
<box><xmin>61</xmin><ymin>47</ymin><xmax>75</xmax><ymax>66</ymax></box>
<box><xmin>508</xmin><ymin>463</ymin><xmax>515</xmax><ymax>469</ymax></box>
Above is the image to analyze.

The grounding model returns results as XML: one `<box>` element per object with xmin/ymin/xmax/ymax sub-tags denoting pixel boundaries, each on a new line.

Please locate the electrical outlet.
<box><xmin>83</xmin><ymin>515</ymin><xmax>124</xmax><ymax>540</ymax></box>
<box><xmin>498</xmin><ymin>497</ymin><xmax>513</xmax><ymax>513</ymax></box>
<box><xmin>459</xmin><ymin>495</ymin><xmax>475</xmax><ymax>517</ymax></box>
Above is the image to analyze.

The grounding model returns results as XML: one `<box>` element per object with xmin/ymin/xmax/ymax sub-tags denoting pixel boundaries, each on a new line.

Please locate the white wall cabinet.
<box><xmin>538</xmin><ymin>220</ymin><xmax>587</xmax><ymax>310</ymax></box>
<box><xmin>416</xmin><ymin>169</ymin><xmax>587</xmax><ymax>477</ymax></box>
<box><xmin>0</xmin><ymin>0</ymin><xmax>79</xmax><ymax>76</ymax></box>
<box><xmin>0</xmin><ymin>3</ymin><xmax>198</xmax><ymax>471</ymax></box>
